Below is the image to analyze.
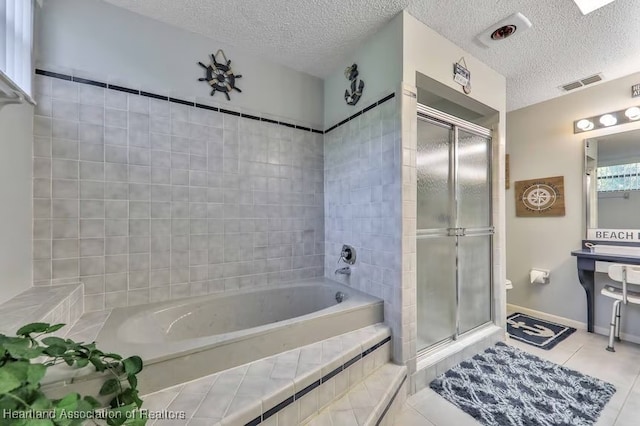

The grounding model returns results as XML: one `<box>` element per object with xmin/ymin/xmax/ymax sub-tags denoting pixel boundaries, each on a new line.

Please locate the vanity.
<box><xmin>572</xmin><ymin>241</ymin><xmax>640</xmax><ymax>332</ymax></box>
<box><xmin>573</xmin><ymin>129</ymin><xmax>640</xmax><ymax>332</ymax></box>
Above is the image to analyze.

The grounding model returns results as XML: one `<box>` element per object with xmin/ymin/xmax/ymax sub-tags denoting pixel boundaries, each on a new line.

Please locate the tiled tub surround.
<box><xmin>44</xmin><ymin>278</ymin><xmax>383</xmax><ymax>397</ymax></box>
<box><xmin>0</xmin><ymin>283</ymin><xmax>83</xmax><ymax>335</ymax></box>
<box><xmin>137</xmin><ymin>324</ymin><xmax>398</xmax><ymax>425</ymax></box>
<box><xmin>31</xmin><ymin>71</ymin><xmax>325</xmax><ymax>312</ymax></box>
<box><xmin>324</xmin><ymin>93</ymin><xmax>404</xmax><ymax>362</ymax></box>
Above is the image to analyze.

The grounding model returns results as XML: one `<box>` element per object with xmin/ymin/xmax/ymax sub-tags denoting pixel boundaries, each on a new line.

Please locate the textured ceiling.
<box><xmin>103</xmin><ymin>0</ymin><xmax>640</xmax><ymax>111</ymax></box>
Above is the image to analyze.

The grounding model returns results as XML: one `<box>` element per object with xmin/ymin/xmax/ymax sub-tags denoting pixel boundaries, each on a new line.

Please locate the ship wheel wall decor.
<box><xmin>198</xmin><ymin>49</ymin><xmax>242</xmax><ymax>101</ymax></box>
<box><xmin>344</xmin><ymin>63</ymin><xmax>364</xmax><ymax>106</ymax></box>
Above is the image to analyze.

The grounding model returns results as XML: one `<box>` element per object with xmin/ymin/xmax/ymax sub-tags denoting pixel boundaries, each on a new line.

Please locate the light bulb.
<box><xmin>577</xmin><ymin>119</ymin><xmax>594</xmax><ymax>131</ymax></box>
<box><xmin>599</xmin><ymin>114</ymin><xmax>617</xmax><ymax>127</ymax></box>
<box><xmin>625</xmin><ymin>107</ymin><xmax>640</xmax><ymax>121</ymax></box>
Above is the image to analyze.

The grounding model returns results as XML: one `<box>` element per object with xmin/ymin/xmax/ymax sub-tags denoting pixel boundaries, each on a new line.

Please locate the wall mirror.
<box><xmin>585</xmin><ymin>128</ymin><xmax>640</xmax><ymax>235</ymax></box>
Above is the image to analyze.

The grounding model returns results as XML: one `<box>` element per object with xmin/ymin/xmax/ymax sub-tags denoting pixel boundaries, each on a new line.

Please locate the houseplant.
<box><xmin>0</xmin><ymin>322</ymin><xmax>145</xmax><ymax>426</ymax></box>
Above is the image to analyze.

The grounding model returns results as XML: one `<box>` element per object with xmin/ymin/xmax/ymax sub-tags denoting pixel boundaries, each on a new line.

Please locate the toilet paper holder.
<box><xmin>530</xmin><ymin>268</ymin><xmax>550</xmax><ymax>284</ymax></box>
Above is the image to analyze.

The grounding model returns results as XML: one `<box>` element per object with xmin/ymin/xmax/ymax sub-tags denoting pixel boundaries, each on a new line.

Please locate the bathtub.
<box><xmin>94</xmin><ymin>277</ymin><xmax>383</xmax><ymax>394</ymax></box>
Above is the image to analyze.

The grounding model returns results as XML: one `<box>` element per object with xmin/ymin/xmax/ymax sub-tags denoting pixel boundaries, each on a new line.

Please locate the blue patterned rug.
<box><xmin>430</xmin><ymin>342</ymin><xmax>615</xmax><ymax>426</ymax></box>
<box><xmin>507</xmin><ymin>312</ymin><xmax>576</xmax><ymax>350</ymax></box>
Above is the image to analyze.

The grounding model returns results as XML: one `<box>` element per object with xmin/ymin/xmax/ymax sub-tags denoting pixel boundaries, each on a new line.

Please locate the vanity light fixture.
<box><xmin>574</xmin><ymin>105</ymin><xmax>640</xmax><ymax>133</ymax></box>
<box><xmin>576</xmin><ymin>119</ymin><xmax>594</xmax><ymax>131</ymax></box>
<box><xmin>599</xmin><ymin>114</ymin><xmax>617</xmax><ymax>127</ymax></box>
<box><xmin>625</xmin><ymin>106</ymin><xmax>640</xmax><ymax>120</ymax></box>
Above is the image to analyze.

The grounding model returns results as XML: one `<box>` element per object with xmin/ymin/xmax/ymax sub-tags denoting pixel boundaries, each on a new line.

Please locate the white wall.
<box><xmin>323</xmin><ymin>13</ymin><xmax>403</xmax><ymax>128</ymax></box>
<box><xmin>0</xmin><ymin>103</ymin><xmax>33</xmax><ymax>304</ymax></box>
<box><xmin>506</xmin><ymin>71</ymin><xmax>640</xmax><ymax>336</ymax></box>
<box><xmin>37</xmin><ymin>0</ymin><xmax>324</xmax><ymax>128</ymax></box>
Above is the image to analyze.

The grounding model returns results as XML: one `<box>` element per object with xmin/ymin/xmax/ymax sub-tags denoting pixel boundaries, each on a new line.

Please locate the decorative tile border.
<box><xmin>35</xmin><ymin>69</ymin><xmax>395</xmax><ymax>136</ymax></box>
<box><xmin>244</xmin><ymin>335</ymin><xmax>392</xmax><ymax>426</ymax></box>
<box><xmin>324</xmin><ymin>92</ymin><xmax>396</xmax><ymax>134</ymax></box>
<box><xmin>34</xmin><ymin>69</ymin><xmax>324</xmax><ymax>134</ymax></box>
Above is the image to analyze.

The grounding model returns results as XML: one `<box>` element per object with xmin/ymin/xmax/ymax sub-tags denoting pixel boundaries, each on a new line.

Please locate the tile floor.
<box><xmin>394</xmin><ymin>329</ymin><xmax>640</xmax><ymax>426</ymax></box>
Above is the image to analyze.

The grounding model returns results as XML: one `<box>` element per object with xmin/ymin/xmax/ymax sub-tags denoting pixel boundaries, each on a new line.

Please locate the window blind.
<box><xmin>0</xmin><ymin>0</ymin><xmax>34</xmax><ymax>97</ymax></box>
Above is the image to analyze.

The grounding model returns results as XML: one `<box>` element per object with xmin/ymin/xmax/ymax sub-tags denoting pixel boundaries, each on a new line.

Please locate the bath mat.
<box><xmin>430</xmin><ymin>342</ymin><xmax>616</xmax><ymax>426</ymax></box>
<box><xmin>507</xmin><ymin>312</ymin><xmax>576</xmax><ymax>350</ymax></box>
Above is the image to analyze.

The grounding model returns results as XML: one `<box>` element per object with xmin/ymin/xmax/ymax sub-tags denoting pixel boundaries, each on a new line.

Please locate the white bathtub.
<box><xmin>94</xmin><ymin>278</ymin><xmax>383</xmax><ymax>394</ymax></box>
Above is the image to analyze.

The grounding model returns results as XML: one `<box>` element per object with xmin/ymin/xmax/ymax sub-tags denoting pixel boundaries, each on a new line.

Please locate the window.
<box><xmin>0</xmin><ymin>0</ymin><xmax>34</xmax><ymax>98</ymax></box>
<box><xmin>597</xmin><ymin>163</ymin><xmax>640</xmax><ymax>192</ymax></box>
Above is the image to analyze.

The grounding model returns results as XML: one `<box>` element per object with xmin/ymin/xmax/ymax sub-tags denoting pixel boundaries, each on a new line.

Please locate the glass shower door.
<box><xmin>457</xmin><ymin>128</ymin><xmax>493</xmax><ymax>334</ymax></box>
<box><xmin>416</xmin><ymin>118</ymin><xmax>457</xmax><ymax>350</ymax></box>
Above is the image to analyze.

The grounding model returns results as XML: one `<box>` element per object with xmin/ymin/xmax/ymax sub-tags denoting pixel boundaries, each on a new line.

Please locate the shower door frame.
<box><xmin>416</xmin><ymin>103</ymin><xmax>494</xmax><ymax>355</ymax></box>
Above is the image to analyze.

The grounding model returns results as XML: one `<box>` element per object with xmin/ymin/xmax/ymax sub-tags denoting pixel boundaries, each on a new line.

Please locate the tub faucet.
<box><xmin>335</xmin><ymin>266</ymin><xmax>351</xmax><ymax>275</ymax></box>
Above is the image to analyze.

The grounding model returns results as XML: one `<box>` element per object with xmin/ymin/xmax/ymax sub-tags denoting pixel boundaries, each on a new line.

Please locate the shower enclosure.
<box><xmin>416</xmin><ymin>104</ymin><xmax>493</xmax><ymax>352</ymax></box>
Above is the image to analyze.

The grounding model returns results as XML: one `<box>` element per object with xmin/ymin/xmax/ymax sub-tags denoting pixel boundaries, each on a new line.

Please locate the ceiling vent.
<box><xmin>560</xmin><ymin>74</ymin><xmax>604</xmax><ymax>92</ymax></box>
<box><xmin>476</xmin><ymin>13</ymin><xmax>532</xmax><ymax>48</ymax></box>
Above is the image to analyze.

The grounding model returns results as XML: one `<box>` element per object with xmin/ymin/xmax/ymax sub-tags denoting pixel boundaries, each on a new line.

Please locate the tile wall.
<box><xmin>324</xmin><ymin>94</ymin><xmax>404</xmax><ymax>362</ymax></box>
<box><xmin>31</xmin><ymin>73</ymin><xmax>324</xmax><ymax>311</ymax></box>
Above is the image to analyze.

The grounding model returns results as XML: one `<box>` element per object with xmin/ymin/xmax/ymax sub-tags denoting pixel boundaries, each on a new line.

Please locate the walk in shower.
<box><xmin>416</xmin><ymin>104</ymin><xmax>493</xmax><ymax>352</ymax></box>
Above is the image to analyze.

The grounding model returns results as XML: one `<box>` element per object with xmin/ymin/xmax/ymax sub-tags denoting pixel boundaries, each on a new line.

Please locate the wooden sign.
<box><xmin>515</xmin><ymin>176</ymin><xmax>565</xmax><ymax>217</ymax></box>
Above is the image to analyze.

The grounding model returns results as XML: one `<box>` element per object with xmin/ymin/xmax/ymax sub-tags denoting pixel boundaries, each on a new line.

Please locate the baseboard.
<box><xmin>507</xmin><ymin>303</ymin><xmax>640</xmax><ymax>346</ymax></box>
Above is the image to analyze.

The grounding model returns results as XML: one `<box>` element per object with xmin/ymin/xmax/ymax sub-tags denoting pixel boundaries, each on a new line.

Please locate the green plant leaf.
<box><xmin>75</xmin><ymin>358</ymin><xmax>89</xmax><ymax>369</ymax></box>
<box><xmin>99</xmin><ymin>378</ymin><xmax>121</xmax><ymax>396</ymax></box>
<box><xmin>41</xmin><ymin>336</ymin><xmax>67</xmax><ymax>347</ymax></box>
<box><xmin>83</xmin><ymin>395</ymin><xmax>101</xmax><ymax>409</ymax></box>
<box><xmin>2</xmin><ymin>360</ymin><xmax>29</xmax><ymax>382</ymax></box>
<box><xmin>127</xmin><ymin>374</ymin><xmax>137</xmax><ymax>389</ymax></box>
<box><xmin>123</xmin><ymin>418</ymin><xmax>147</xmax><ymax>426</ymax></box>
<box><xmin>55</xmin><ymin>393</ymin><xmax>79</xmax><ymax>411</ymax></box>
<box><xmin>5</xmin><ymin>343</ymin><xmax>44</xmax><ymax>360</ymax></box>
<box><xmin>23</xmin><ymin>420</ymin><xmax>55</xmax><ymax>426</ymax></box>
<box><xmin>26</xmin><ymin>363</ymin><xmax>47</xmax><ymax>384</ymax></box>
<box><xmin>43</xmin><ymin>345</ymin><xmax>66</xmax><ymax>357</ymax></box>
<box><xmin>122</xmin><ymin>357</ymin><xmax>143</xmax><ymax>375</ymax></box>
<box><xmin>46</xmin><ymin>324</ymin><xmax>65</xmax><ymax>333</ymax></box>
<box><xmin>123</xmin><ymin>409</ymin><xmax>147</xmax><ymax>425</ymax></box>
<box><xmin>30</xmin><ymin>395</ymin><xmax>52</xmax><ymax>411</ymax></box>
<box><xmin>104</xmin><ymin>353</ymin><xmax>123</xmax><ymax>361</ymax></box>
<box><xmin>89</xmin><ymin>356</ymin><xmax>106</xmax><ymax>372</ymax></box>
<box><xmin>72</xmin><ymin>398</ymin><xmax>97</xmax><ymax>425</ymax></box>
<box><xmin>106</xmin><ymin>403</ymin><xmax>137</xmax><ymax>426</ymax></box>
<box><xmin>0</xmin><ymin>368</ymin><xmax>22</xmax><ymax>393</ymax></box>
<box><xmin>16</xmin><ymin>323</ymin><xmax>51</xmax><ymax>336</ymax></box>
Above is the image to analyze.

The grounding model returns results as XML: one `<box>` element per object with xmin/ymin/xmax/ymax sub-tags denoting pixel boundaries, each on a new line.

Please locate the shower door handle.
<box><xmin>447</xmin><ymin>227</ymin><xmax>466</xmax><ymax>236</ymax></box>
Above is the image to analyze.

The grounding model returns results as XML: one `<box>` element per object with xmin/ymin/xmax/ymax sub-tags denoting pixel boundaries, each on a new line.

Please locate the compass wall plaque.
<box><xmin>198</xmin><ymin>49</ymin><xmax>242</xmax><ymax>101</ymax></box>
<box><xmin>515</xmin><ymin>176</ymin><xmax>565</xmax><ymax>217</ymax></box>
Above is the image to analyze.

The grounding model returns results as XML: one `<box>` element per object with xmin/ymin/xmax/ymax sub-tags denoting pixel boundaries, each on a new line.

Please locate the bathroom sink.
<box><xmin>593</xmin><ymin>245</ymin><xmax>640</xmax><ymax>257</ymax></box>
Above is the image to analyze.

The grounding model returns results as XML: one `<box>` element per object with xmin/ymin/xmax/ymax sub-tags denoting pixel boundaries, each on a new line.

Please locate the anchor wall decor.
<box><xmin>344</xmin><ymin>64</ymin><xmax>364</xmax><ymax>106</ymax></box>
<box><xmin>198</xmin><ymin>49</ymin><xmax>242</xmax><ymax>101</ymax></box>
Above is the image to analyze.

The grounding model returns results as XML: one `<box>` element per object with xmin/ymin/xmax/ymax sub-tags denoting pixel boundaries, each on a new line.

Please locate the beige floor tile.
<box><xmin>408</xmin><ymin>390</ymin><xmax>481</xmax><ymax>426</ymax></box>
<box><xmin>615</xmin><ymin>386</ymin><xmax>640</xmax><ymax>425</ymax></box>
<box><xmin>393</xmin><ymin>405</ymin><xmax>435</xmax><ymax>426</ymax></box>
